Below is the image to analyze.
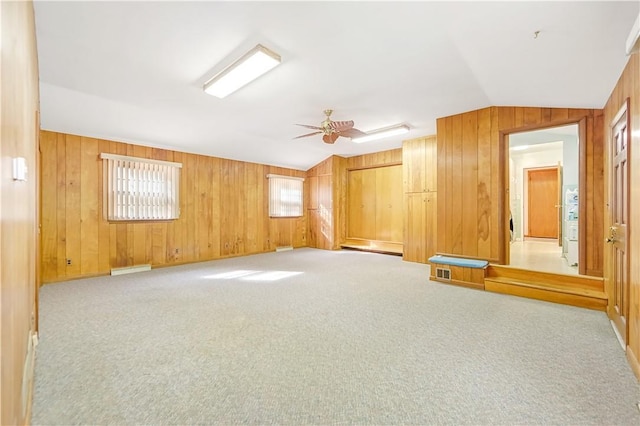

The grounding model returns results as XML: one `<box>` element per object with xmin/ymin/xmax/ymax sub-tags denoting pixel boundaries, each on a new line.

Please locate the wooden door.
<box><xmin>607</xmin><ymin>101</ymin><xmax>629</xmax><ymax>345</ymax></box>
<box><xmin>527</xmin><ymin>167</ymin><xmax>558</xmax><ymax>238</ymax></box>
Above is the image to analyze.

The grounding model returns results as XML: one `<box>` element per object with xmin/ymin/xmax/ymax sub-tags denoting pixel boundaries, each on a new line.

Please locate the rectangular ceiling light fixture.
<box><xmin>351</xmin><ymin>124</ymin><xmax>410</xmax><ymax>143</ymax></box>
<box><xmin>203</xmin><ymin>44</ymin><xmax>281</xmax><ymax>98</ymax></box>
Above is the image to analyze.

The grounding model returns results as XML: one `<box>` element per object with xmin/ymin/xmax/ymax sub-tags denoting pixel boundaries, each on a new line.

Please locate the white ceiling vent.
<box><xmin>626</xmin><ymin>13</ymin><xmax>640</xmax><ymax>55</ymax></box>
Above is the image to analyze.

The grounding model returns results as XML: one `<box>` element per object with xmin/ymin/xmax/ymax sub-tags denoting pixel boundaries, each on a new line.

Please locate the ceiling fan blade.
<box><xmin>330</xmin><ymin>120</ymin><xmax>354</xmax><ymax>132</ymax></box>
<box><xmin>296</xmin><ymin>124</ymin><xmax>323</xmax><ymax>131</ymax></box>
<box><xmin>293</xmin><ymin>131</ymin><xmax>323</xmax><ymax>139</ymax></box>
<box><xmin>323</xmin><ymin>133</ymin><xmax>340</xmax><ymax>144</ymax></box>
<box><xmin>338</xmin><ymin>127</ymin><xmax>368</xmax><ymax>139</ymax></box>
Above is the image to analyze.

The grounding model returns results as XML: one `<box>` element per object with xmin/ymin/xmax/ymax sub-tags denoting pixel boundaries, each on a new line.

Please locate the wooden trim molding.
<box><xmin>578</xmin><ymin>117</ymin><xmax>587</xmax><ymax>275</ymax></box>
<box><xmin>346</xmin><ymin>161</ymin><xmax>402</xmax><ymax>171</ymax></box>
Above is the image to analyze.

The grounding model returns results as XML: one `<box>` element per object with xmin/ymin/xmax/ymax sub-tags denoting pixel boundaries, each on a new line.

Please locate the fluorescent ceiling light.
<box><xmin>351</xmin><ymin>124</ymin><xmax>410</xmax><ymax>143</ymax></box>
<box><xmin>511</xmin><ymin>145</ymin><xmax>529</xmax><ymax>151</ymax></box>
<box><xmin>203</xmin><ymin>44</ymin><xmax>281</xmax><ymax>98</ymax></box>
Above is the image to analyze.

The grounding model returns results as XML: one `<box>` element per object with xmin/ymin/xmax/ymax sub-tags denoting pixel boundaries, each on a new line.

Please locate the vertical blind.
<box><xmin>100</xmin><ymin>153</ymin><xmax>182</xmax><ymax>221</ymax></box>
<box><xmin>267</xmin><ymin>174</ymin><xmax>304</xmax><ymax>217</ymax></box>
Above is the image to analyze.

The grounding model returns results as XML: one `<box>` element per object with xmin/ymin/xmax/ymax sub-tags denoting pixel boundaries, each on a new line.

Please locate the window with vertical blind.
<box><xmin>267</xmin><ymin>174</ymin><xmax>304</xmax><ymax>217</ymax></box>
<box><xmin>100</xmin><ymin>153</ymin><xmax>182</xmax><ymax>221</ymax></box>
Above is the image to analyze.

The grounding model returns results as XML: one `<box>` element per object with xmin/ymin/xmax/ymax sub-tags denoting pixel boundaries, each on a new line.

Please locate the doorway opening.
<box><xmin>508</xmin><ymin>124</ymin><xmax>579</xmax><ymax>275</ymax></box>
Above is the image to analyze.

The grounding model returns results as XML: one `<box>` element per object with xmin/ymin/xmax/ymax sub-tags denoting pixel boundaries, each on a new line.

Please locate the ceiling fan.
<box><xmin>294</xmin><ymin>109</ymin><xmax>367</xmax><ymax>144</ymax></box>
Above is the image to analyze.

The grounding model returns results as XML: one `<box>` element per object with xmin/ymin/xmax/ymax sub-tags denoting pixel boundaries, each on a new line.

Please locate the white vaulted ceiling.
<box><xmin>33</xmin><ymin>1</ymin><xmax>639</xmax><ymax>170</ymax></box>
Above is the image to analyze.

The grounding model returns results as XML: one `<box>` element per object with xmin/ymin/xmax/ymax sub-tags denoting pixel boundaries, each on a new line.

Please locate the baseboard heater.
<box><xmin>111</xmin><ymin>264</ymin><xmax>151</xmax><ymax>276</ymax></box>
<box><xmin>275</xmin><ymin>246</ymin><xmax>293</xmax><ymax>252</ymax></box>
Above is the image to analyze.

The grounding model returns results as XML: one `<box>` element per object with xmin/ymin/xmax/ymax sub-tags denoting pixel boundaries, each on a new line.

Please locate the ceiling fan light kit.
<box><xmin>203</xmin><ymin>44</ymin><xmax>281</xmax><ymax>98</ymax></box>
<box><xmin>351</xmin><ymin>124</ymin><xmax>410</xmax><ymax>143</ymax></box>
<box><xmin>294</xmin><ymin>109</ymin><xmax>368</xmax><ymax>144</ymax></box>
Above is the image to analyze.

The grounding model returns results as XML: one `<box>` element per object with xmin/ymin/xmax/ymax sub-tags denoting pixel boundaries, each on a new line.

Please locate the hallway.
<box><xmin>510</xmin><ymin>238</ymin><xmax>578</xmax><ymax>276</ymax></box>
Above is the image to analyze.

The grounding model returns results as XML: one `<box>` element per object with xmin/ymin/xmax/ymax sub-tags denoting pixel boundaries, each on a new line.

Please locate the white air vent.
<box><xmin>435</xmin><ymin>267</ymin><xmax>451</xmax><ymax>280</ymax></box>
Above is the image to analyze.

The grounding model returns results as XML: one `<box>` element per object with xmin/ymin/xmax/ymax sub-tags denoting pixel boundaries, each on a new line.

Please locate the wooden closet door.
<box><xmin>347</xmin><ymin>165</ymin><xmax>402</xmax><ymax>242</ymax></box>
<box><xmin>348</xmin><ymin>169</ymin><xmax>376</xmax><ymax>240</ymax></box>
<box><xmin>376</xmin><ymin>165</ymin><xmax>403</xmax><ymax>242</ymax></box>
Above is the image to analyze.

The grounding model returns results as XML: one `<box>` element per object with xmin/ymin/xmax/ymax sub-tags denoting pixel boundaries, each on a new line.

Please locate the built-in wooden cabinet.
<box><xmin>402</xmin><ymin>136</ymin><xmax>438</xmax><ymax>263</ymax></box>
<box><xmin>404</xmin><ymin>192</ymin><xmax>437</xmax><ymax>263</ymax></box>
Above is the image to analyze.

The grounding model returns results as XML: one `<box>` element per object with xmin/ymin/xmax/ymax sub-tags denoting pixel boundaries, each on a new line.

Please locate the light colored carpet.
<box><xmin>32</xmin><ymin>248</ymin><xmax>640</xmax><ymax>425</ymax></box>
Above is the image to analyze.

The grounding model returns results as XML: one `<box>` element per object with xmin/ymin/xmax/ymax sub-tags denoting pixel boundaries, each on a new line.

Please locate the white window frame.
<box><xmin>100</xmin><ymin>153</ymin><xmax>182</xmax><ymax>221</ymax></box>
<box><xmin>267</xmin><ymin>174</ymin><xmax>304</xmax><ymax>218</ymax></box>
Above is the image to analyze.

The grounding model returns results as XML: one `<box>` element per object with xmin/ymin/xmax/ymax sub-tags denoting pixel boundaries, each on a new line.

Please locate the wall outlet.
<box><xmin>66</xmin><ymin>259</ymin><xmax>71</xmax><ymax>265</ymax></box>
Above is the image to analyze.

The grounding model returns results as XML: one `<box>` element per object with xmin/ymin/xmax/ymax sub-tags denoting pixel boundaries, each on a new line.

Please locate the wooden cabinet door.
<box><xmin>403</xmin><ymin>139</ymin><xmax>426</xmax><ymax>193</ymax></box>
<box><xmin>402</xmin><ymin>136</ymin><xmax>437</xmax><ymax>193</ymax></box>
<box><xmin>376</xmin><ymin>165</ymin><xmax>403</xmax><ymax>242</ymax></box>
<box><xmin>403</xmin><ymin>191</ymin><xmax>437</xmax><ymax>263</ymax></box>
<box><xmin>404</xmin><ymin>193</ymin><xmax>427</xmax><ymax>262</ymax></box>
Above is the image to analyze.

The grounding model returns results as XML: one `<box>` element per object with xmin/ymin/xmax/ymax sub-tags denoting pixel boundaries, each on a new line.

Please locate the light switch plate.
<box><xmin>12</xmin><ymin>157</ymin><xmax>27</xmax><ymax>181</ymax></box>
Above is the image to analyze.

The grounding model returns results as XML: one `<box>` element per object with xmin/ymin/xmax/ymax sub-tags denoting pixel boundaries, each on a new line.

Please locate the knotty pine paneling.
<box><xmin>604</xmin><ymin>52</ymin><xmax>640</xmax><ymax>380</ymax></box>
<box><xmin>40</xmin><ymin>131</ymin><xmax>307</xmax><ymax>282</ymax></box>
<box><xmin>436</xmin><ymin>106</ymin><xmax>604</xmax><ymax>275</ymax></box>
<box><xmin>1</xmin><ymin>1</ymin><xmax>40</xmax><ymax>425</ymax></box>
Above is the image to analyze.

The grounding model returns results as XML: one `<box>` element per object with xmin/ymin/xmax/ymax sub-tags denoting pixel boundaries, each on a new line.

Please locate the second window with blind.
<box><xmin>267</xmin><ymin>174</ymin><xmax>304</xmax><ymax>217</ymax></box>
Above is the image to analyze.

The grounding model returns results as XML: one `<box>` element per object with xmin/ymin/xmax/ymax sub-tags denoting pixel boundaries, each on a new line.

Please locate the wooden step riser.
<box><xmin>486</xmin><ymin>266</ymin><xmax>604</xmax><ymax>292</ymax></box>
<box><xmin>341</xmin><ymin>238</ymin><xmax>403</xmax><ymax>255</ymax></box>
<box><xmin>485</xmin><ymin>279</ymin><xmax>607</xmax><ymax>311</ymax></box>
<box><xmin>484</xmin><ymin>277</ymin><xmax>607</xmax><ymax>299</ymax></box>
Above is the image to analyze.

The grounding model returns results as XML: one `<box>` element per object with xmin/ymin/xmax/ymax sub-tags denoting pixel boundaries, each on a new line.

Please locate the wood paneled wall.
<box><xmin>1</xmin><ymin>1</ymin><xmax>40</xmax><ymax>424</ymax></box>
<box><xmin>604</xmin><ymin>52</ymin><xmax>640</xmax><ymax>379</ymax></box>
<box><xmin>403</xmin><ymin>136</ymin><xmax>437</xmax><ymax>263</ymax></box>
<box><xmin>40</xmin><ymin>131</ymin><xmax>307</xmax><ymax>282</ymax></box>
<box><xmin>436</xmin><ymin>106</ymin><xmax>604</xmax><ymax>276</ymax></box>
